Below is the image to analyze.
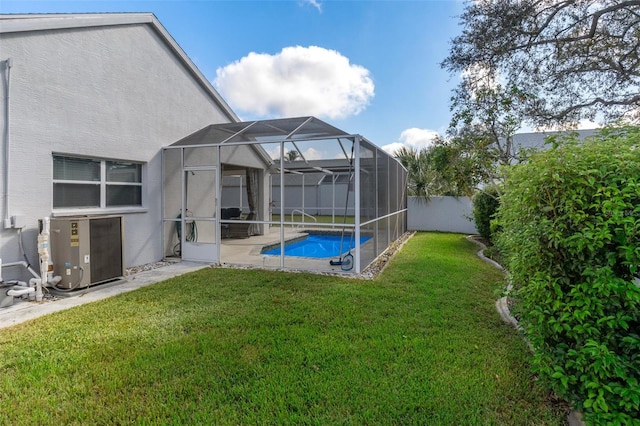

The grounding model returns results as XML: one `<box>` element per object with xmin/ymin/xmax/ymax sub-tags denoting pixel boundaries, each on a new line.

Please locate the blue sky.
<box><xmin>0</xmin><ymin>0</ymin><xmax>466</xmax><ymax>153</ymax></box>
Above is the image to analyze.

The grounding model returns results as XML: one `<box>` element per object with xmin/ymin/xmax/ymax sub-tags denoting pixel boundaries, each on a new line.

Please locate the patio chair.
<box><xmin>227</xmin><ymin>212</ymin><xmax>255</xmax><ymax>239</ymax></box>
<box><xmin>226</xmin><ymin>207</ymin><xmax>241</xmax><ymax>218</ymax></box>
<box><xmin>221</xmin><ymin>208</ymin><xmax>242</xmax><ymax>238</ymax></box>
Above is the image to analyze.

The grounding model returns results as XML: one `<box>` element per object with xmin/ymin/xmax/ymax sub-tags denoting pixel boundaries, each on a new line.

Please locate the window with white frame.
<box><xmin>53</xmin><ymin>155</ymin><xmax>143</xmax><ymax>209</ymax></box>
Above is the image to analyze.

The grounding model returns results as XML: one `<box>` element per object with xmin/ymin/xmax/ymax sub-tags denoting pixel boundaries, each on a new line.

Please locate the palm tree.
<box><xmin>285</xmin><ymin>150</ymin><xmax>300</xmax><ymax>162</ymax></box>
<box><xmin>394</xmin><ymin>145</ymin><xmax>461</xmax><ymax>199</ymax></box>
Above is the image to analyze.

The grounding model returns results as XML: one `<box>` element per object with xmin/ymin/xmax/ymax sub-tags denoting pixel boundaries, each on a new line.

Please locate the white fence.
<box><xmin>407</xmin><ymin>196</ymin><xmax>478</xmax><ymax>234</ymax></box>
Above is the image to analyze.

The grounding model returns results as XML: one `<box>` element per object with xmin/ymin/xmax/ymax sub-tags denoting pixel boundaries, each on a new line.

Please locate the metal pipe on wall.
<box><xmin>2</xmin><ymin>58</ymin><xmax>13</xmax><ymax>229</ymax></box>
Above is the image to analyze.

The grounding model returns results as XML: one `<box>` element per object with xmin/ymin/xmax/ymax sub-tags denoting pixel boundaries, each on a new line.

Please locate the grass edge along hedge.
<box><xmin>497</xmin><ymin>127</ymin><xmax>640</xmax><ymax>425</ymax></box>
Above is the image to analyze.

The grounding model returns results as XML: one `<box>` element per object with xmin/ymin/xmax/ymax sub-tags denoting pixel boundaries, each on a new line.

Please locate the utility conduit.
<box><xmin>7</xmin><ymin>287</ymin><xmax>34</xmax><ymax>297</ymax></box>
<box><xmin>2</xmin><ymin>58</ymin><xmax>12</xmax><ymax>229</ymax></box>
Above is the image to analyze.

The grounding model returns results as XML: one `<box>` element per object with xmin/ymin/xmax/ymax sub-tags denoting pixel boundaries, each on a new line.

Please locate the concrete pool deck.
<box><xmin>220</xmin><ymin>227</ymin><xmax>368</xmax><ymax>273</ymax></box>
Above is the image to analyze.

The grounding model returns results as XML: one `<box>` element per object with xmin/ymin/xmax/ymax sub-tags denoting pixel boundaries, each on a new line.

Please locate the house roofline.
<box><xmin>0</xmin><ymin>13</ymin><xmax>239</xmax><ymax>123</ymax></box>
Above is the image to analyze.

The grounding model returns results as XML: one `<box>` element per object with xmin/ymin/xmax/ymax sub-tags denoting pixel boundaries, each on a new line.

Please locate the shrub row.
<box><xmin>496</xmin><ymin>127</ymin><xmax>640</xmax><ymax>425</ymax></box>
<box><xmin>472</xmin><ymin>186</ymin><xmax>500</xmax><ymax>242</ymax></box>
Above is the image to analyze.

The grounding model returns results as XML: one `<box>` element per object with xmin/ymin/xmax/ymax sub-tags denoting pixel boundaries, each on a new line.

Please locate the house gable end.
<box><xmin>0</xmin><ymin>13</ymin><xmax>238</xmax><ymax>123</ymax></box>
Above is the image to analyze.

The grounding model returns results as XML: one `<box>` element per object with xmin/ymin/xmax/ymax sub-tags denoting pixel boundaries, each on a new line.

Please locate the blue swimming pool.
<box><xmin>262</xmin><ymin>234</ymin><xmax>370</xmax><ymax>258</ymax></box>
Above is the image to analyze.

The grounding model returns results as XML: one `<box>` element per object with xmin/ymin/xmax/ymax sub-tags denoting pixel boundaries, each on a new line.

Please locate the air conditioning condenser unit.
<box><xmin>49</xmin><ymin>216</ymin><xmax>124</xmax><ymax>289</ymax></box>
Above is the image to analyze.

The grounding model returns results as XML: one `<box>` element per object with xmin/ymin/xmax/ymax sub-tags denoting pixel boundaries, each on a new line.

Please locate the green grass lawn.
<box><xmin>0</xmin><ymin>233</ymin><xmax>565</xmax><ymax>425</ymax></box>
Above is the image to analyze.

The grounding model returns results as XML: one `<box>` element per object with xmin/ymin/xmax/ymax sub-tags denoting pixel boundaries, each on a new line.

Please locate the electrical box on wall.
<box><xmin>49</xmin><ymin>216</ymin><xmax>124</xmax><ymax>289</ymax></box>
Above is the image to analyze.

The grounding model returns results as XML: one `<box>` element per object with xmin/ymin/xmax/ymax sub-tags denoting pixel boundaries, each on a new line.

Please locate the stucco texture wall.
<box><xmin>0</xmin><ymin>22</ymin><xmax>234</xmax><ymax>273</ymax></box>
<box><xmin>407</xmin><ymin>196</ymin><xmax>478</xmax><ymax>234</ymax></box>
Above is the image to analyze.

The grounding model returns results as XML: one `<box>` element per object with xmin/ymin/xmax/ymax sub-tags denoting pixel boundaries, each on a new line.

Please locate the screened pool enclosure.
<box><xmin>162</xmin><ymin>117</ymin><xmax>407</xmax><ymax>274</ymax></box>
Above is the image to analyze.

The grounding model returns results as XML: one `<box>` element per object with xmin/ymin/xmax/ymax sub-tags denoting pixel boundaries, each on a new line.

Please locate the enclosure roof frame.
<box><xmin>165</xmin><ymin>116</ymin><xmax>404</xmax><ymax>175</ymax></box>
<box><xmin>169</xmin><ymin>116</ymin><xmax>358</xmax><ymax>147</ymax></box>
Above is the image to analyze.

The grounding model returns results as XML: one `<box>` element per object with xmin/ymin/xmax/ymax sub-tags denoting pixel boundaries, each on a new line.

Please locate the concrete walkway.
<box><xmin>0</xmin><ymin>261</ymin><xmax>207</xmax><ymax>330</ymax></box>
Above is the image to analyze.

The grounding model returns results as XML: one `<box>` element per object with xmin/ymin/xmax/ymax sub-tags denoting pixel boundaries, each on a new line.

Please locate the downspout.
<box><xmin>2</xmin><ymin>58</ymin><xmax>12</xmax><ymax>229</ymax></box>
<box><xmin>35</xmin><ymin>217</ymin><xmax>51</xmax><ymax>302</ymax></box>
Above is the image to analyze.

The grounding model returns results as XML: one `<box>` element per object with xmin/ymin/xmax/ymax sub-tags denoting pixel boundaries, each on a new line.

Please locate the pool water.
<box><xmin>262</xmin><ymin>234</ymin><xmax>370</xmax><ymax>258</ymax></box>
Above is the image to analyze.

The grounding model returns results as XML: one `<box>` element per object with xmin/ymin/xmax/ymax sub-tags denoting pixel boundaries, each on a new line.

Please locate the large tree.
<box><xmin>442</xmin><ymin>0</ymin><xmax>640</xmax><ymax>126</ymax></box>
<box><xmin>448</xmin><ymin>70</ymin><xmax>529</xmax><ymax>181</ymax></box>
<box><xmin>437</xmin><ymin>71</ymin><xmax>530</xmax><ymax>196</ymax></box>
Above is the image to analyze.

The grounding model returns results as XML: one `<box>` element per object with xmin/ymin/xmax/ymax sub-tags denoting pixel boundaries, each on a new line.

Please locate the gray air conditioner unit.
<box><xmin>49</xmin><ymin>216</ymin><xmax>124</xmax><ymax>289</ymax></box>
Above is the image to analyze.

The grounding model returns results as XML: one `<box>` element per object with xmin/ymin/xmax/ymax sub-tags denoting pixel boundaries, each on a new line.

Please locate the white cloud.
<box><xmin>265</xmin><ymin>144</ymin><xmax>281</xmax><ymax>160</ymax></box>
<box><xmin>302</xmin><ymin>0</ymin><xmax>322</xmax><ymax>12</ymax></box>
<box><xmin>400</xmin><ymin>128</ymin><xmax>440</xmax><ymax>148</ymax></box>
<box><xmin>380</xmin><ymin>142</ymin><xmax>406</xmax><ymax>156</ymax></box>
<box><xmin>301</xmin><ymin>147</ymin><xmax>323</xmax><ymax>160</ymax></box>
<box><xmin>381</xmin><ymin>128</ymin><xmax>441</xmax><ymax>155</ymax></box>
<box><xmin>215</xmin><ymin>46</ymin><xmax>374</xmax><ymax>120</ymax></box>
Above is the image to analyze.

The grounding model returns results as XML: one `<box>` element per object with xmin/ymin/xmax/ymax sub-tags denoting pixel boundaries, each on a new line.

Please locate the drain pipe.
<box><xmin>7</xmin><ymin>285</ymin><xmax>34</xmax><ymax>297</ymax></box>
<box><xmin>2</xmin><ymin>58</ymin><xmax>12</xmax><ymax>229</ymax></box>
<box><xmin>1</xmin><ymin>260</ymin><xmax>39</xmax><ymax>280</ymax></box>
<box><xmin>35</xmin><ymin>217</ymin><xmax>51</xmax><ymax>302</ymax></box>
<box><xmin>1</xmin><ymin>259</ymin><xmax>40</xmax><ymax>301</ymax></box>
<box><xmin>32</xmin><ymin>275</ymin><xmax>61</xmax><ymax>287</ymax></box>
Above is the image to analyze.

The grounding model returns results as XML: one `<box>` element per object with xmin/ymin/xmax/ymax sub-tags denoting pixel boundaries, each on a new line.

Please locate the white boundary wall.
<box><xmin>408</xmin><ymin>196</ymin><xmax>477</xmax><ymax>234</ymax></box>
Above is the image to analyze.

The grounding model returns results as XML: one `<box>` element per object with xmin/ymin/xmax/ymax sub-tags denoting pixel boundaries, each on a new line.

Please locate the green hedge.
<box><xmin>472</xmin><ymin>186</ymin><xmax>500</xmax><ymax>242</ymax></box>
<box><xmin>497</xmin><ymin>127</ymin><xmax>640</xmax><ymax>425</ymax></box>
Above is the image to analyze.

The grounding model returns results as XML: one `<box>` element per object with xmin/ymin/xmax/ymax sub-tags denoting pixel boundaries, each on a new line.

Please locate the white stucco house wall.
<box><xmin>0</xmin><ymin>13</ymin><xmax>243</xmax><ymax>281</ymax></box>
